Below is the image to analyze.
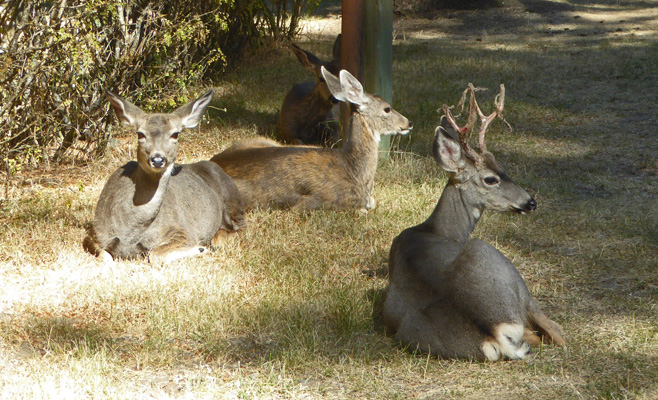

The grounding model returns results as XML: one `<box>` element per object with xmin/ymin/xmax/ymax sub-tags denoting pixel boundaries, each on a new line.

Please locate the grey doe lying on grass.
<box><xmin>275</xmin><ymin>35</ymin><xmax>342</xmax><ymax>146</ymax></box>
<box><xmin>383</xmin><ymin>84</ymin><xmax>565</xmax><ymax>361</ymax></box>
<box><xmin>83</xmin><ymin>89</ymin><xmax>246</xmax><ymax>265</ymax></box>
<box><xmin>211</xmin><ymin>67</ymin><xmax>413</xmax><ymax>212</ymax></box>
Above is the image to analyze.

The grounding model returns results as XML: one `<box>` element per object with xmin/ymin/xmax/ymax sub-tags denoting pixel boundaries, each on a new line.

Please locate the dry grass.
<box><xmin>1</xmin><ymin>1</ymin><xmax>657</xmax><ymax>398</ymax></box>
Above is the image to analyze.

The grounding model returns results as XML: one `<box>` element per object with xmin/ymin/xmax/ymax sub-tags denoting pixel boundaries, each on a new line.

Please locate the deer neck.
<box><xmin>295</xmin><ymin>86</ymin><xmax>333</xmax><ymax>128</ymax></box>
<box><xmin>340</xmin><ymin>112</ymin><xmax>379</xmax><ymax>189</ymax></box>
<box><xmin>131</xmin><ymin>163</ymin><xmax>175</xmax><ymax>225</ymax></box>
<box><xmin>423</xmin><ymin>183</ymin><xmax>483</xmax><ymax>244</ymax></box>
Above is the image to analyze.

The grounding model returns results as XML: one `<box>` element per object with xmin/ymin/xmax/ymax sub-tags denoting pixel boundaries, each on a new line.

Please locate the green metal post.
<box><xmin>365</xmin><ymin>0</ymin><xmax>393</xmax><ymax>158</ymax></box>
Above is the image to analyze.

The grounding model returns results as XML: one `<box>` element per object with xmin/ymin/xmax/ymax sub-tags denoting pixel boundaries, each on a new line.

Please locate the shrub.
<box><xmin>0</xmin><ymin>0</ymin><xmax>319</xmax><ymax>173</ymax></box>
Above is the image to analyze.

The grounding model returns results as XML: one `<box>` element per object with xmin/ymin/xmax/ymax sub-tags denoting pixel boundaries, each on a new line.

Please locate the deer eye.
<box><xmin>170</xmin><ymin>132</ymin><xmax>180</xmax><ymax>140</ymax></box>
<box><xmin>484</xmin><ymin>176</ymin><xmax>499</xmax><ymax>186</ymax></box>
<box><xmin>384</xmin><ymin>107</ymin><xmax>392</xmax><ymax>114</ymax></box>
<box><xmin>137</xmin><ymin>132</ymin><xmax>146</xmax><ymax>140</ymax></box>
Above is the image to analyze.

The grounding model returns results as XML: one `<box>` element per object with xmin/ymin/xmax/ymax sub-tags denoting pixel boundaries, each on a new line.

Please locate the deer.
<box><xmin>211</xmin><ymin>67</ymin><xmax>413</xmax><ymax>212</ymax></box>
<box><xmin>83</xmin><ymin>89</ymin><xmax>246</xmax><ymax>265</ymax></box>
<box><xmin>382</xmin><ymin>84</ymin><xmax>565</xmax><ymax>361</ymax></box>
<box><xmin>275</xmin><ymin>35</ymin><xmax>342</xmax><ymax>146</ymax></box>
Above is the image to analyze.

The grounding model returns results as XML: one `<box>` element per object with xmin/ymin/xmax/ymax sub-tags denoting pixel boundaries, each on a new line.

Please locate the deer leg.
<box><xmin>523</xmin><ymin>328</ymin><xmax>542</xmax><ymax>346</ymax></box>
<box><xmin>148</xmin><ymin>227</ymin><xmax>206</xmax><ymax>265</ymax></box>
<box><xmin>99</xmin><ymin>249</ymin><xmax>115</xmax><ymax>264</ymax></box>
<box><xmin>210</xmin><ymin>229</ymin><xmax>232</xmax><ymax>248</ymax></box>
<box><xmin>149</xmin><ymin>246</ymin><xmax>206</xmax><ymax>265</ymax></box>
<box><xmin>527</xmin><ymin>307</ymin><xmax>566</xmax><ymax>346</ymax></box>
<box><xmin>83</xmin><ymin>231</ymin><xmax>116</xmax><ymax>264</ymax></box>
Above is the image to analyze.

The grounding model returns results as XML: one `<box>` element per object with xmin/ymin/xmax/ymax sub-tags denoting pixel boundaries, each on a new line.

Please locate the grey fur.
<box><xmin>383</xmin><ymin>117</ymin><xmax>565</xmax><ymax>361</ymax></box>
<box><xmin>83</xmin><ymin>89</ymin><xmax>245</xmax><ymax>264</ymax></box>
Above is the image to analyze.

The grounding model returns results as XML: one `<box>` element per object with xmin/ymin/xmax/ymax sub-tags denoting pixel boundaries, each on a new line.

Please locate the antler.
<box><xmin>441</xmin><ymin>83</ymin><xmax>506</xmax><ymax>165</ymax></box>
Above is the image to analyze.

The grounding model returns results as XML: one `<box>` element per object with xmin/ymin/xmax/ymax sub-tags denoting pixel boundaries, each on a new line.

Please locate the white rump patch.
<box><xmin>481</xmin><ymin>323</ymin><xmax>530</xmax><ymax>361</ymax></box>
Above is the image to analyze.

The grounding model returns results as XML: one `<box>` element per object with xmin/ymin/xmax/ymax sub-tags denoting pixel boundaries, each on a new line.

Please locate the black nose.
<box><xmin>150</xmin><ymin>156</ymin><xmax>165</xmax><ymax>168</ymax></box>
<box><xmin>527</xmin><ymin>198</ymin><xmax>537</xmax><ymax>211</ymax></box>
<box><xmin>408</xmin><ymin>121</ymin><xmax>414</xmax><ymax>129</ymax></box>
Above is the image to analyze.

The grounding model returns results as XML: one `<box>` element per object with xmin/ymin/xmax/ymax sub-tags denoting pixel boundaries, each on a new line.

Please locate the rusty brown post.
<box><xmin>340</xmin><ymin>0</ymin><xmax>365</xmax><ymax>139</ymax></box>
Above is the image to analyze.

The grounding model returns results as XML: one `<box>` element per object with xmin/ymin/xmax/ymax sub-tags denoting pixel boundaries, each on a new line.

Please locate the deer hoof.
<box><xmin>366</xmin><ymin>196</ymin><xmax>377</xmax><ymax>210</ymax></box>
<box><xmin>99</xmin><ymin>250</ymin><xmax>114</xmax><ymax>263</ymax></box>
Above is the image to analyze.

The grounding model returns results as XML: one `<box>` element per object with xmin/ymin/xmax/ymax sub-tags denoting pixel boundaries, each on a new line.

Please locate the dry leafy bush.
<box><xmin>0</xmin><ymin>0</ymin><xmax>319</xmax><ymax>174</ymax></box>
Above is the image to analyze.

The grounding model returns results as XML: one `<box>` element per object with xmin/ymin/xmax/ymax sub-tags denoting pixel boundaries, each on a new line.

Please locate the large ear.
<box><xmin>321</xmin><ymin>66</ymin><xmax>347</xmax><ymax>103</ymax></box>
<box><xmin>432</xmin><ymin>116</ymin><xmax>466</xmax><ymax>172</ymax></box>
<box><xmin>105</xmin><ymin>91</ymin><xmax>146</xmax><ymax>127</ymax></box>
<box><xmin>338</xmin><ymin>69</ymin><xmax>369</xmax><ymax>106</ymax></box>
<box><xmin>291</xmin><ymin>43</ymin><xmax>320</xmax><ymax>72</ymax></box>
<box><xmin>332</xmin><ymin>34</ymin><xmax>342</xmax><ymax>61</ymax></box>
<box><xmin>174</xmin><ymin>88</ymin><xmax>214</xmax><ymax>129</ymax></box>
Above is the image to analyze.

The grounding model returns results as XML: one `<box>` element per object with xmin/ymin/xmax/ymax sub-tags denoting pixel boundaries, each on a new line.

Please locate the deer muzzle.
<box><xmin>149</xmin><ymin>155</ymin><xmax>167</xmax><ymax>169</ymax></box>
<box><xmin>513</xmin><ymin>198</ymin><xmax>537</xmax><ymax>214</ymax></box>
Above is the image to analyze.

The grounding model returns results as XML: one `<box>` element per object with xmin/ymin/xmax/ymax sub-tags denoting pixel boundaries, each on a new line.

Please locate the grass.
<box><xmin>1</xmin><ymin>1</ymin><xmax>658</xmax><ymax>398</ymax></box>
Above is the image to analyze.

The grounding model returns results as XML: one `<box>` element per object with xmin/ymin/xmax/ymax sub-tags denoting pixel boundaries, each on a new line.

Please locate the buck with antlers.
<box><xmin>211</xmin><ymin>67</ymin><xmax>413</xmax><ymax>212</ymax></box>
<box><xmin>382</xmin><ymin>84</ymin><xmax>565</xmax><ymax>361</ymax></box>
<box><xmin>83</xmin><ymin>89</ymin><xmax>246</xmax><ymax>264</ymax></box>
<box><xmin>275</xmin><ymin>35</ymin><xmax>342</xmax><ymax>146</ymax></box>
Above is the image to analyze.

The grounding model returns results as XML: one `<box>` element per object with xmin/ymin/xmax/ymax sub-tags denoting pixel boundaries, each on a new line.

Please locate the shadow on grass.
<box><xmin>208</xmin><ymin>100</ymin><xmax>278</xmax><ymax>140</ymax></box>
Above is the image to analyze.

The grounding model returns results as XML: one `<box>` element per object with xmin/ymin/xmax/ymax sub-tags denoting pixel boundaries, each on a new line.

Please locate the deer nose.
<box><xmin>408</xmin><ymin>121</ymin><xmax>414</xmax><ymax>129</ymax></box>
<box><xmin>526</xmin><ymin>198</ymin><xmax>537</xmax><ymax>211</ymax></box>
<box><xmin>150</xmin><ymin>155</ymin><xmax>166</xmax><ymax>168</ymax></box>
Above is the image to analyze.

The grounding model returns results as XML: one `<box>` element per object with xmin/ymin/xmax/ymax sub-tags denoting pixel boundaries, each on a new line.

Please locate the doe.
<box><xmin>275</xmin><ymin>35</ymin><xmax>342</xmax><ymax>146</ymax></box>
<box><xmin>83</xmin><ymin>89</ymin><xmax>245</xmax><ymax>264</ymax></box>
<box><xmin>211</xmin><ymin>68</ymin><xmax>413</xmax><ymax>212</ymax></box>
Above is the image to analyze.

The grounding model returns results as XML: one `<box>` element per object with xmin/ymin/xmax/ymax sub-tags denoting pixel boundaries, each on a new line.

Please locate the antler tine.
<box><xmin>441</xmin><ymin>83</ymin><xmax>508</xmax><ymax>165</ymax></box>
<box><xmin>441</xmin><ymin>84</ymin><xmax>484</xmax><ymax>165</ymax></box>
<box><xmin>469</xmin><ymin>84</ymin><xmax>505</xmax><ymax>152</ymax></box>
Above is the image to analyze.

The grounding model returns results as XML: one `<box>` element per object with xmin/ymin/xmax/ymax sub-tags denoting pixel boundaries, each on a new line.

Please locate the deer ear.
<box><xmin>322</xmin><ymin>66</ymin><xmax>347</xmax><ymax>103</ymax></box>
<box><xmin>291</xmin><ymin>44</ymin><xmax>320</xmax><ymax>71</ymax></box>
<box><xmin>440</xmin><ymin>114</ymin><xmax>453</xmax><ymax>131</ymax></box>
<box><xmin>332</xmin><ymin>34</ymin><xmax>342</xmax><ymax>60</ymax></box>
<box><xmin>174</xmin><ymin>88</ymin><xmax>213</xmax><ymax>129</ymax></box>
<box><xmin>338</xmin><ymin>69</ymin><xmax>368</xmax><ymax>106</ymax></box>
<box><xmin>106</xmin><ymin>91</ymin><xmax>145</xmax><ymax>127</ymax></box>
<box><xmin>433</xmin><ymin>122</ymin><xmax>465</xmax><ymax>172</ymax></box>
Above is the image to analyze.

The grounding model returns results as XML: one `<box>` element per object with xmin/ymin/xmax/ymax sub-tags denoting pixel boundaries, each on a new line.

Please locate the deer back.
<box><xmin>383</xmin><ymin>86</ymin><xmax>564</xmax><ymax>361</ymax></box>
<box><xmin>276</xmin><ymin>35</ymin><xmax>342</xmax><ymax>146</ymax></box>
<box><xmin>84</xmin><ymin>90</ymin><xmax>245</xmax><ymax>262</ymax></box>
<box><xmin>211</xmin><ymin>68</ymin><xmax>412</xmax><ymax>212</ymax></box>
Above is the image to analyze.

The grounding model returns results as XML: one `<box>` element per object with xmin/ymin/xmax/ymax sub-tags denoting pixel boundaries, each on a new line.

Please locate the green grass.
<box><xmin>1</xmin><ymin>1</ymin><xmax>658</xmax><ymax>398</ymax></box>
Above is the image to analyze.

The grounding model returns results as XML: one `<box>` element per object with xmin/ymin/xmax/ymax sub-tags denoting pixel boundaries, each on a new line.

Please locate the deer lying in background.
<box><xmin>275</xmin><ymin>35</ymin><xmax>342</xmax><ymax>146</ymax></box>
<box><xmin>83</xmin><ymin>89</ymin><xmax>245</xmax><ymax>264</ymax></box>
<box><xmin>211</xmin><ymin>67</ymin><xmax>413</xmax><ymax>212</ymax></box>
<box><xmin>383</xmin><ymin>84</ymin><xmax>565</xmax><ymax>361</ymax></box>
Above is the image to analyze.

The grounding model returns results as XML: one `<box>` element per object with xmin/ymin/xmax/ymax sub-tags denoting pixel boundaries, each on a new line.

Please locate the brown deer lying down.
<box><xmin>211</xmin><ymin>68</ymin><xmax>413</xmax><ymax>212</ymax></box>
<box><xmin>383</xmin><ymin>84</ymin><xmax>565</xmax><ymax>361</ymax></box>
<box><xmin>83</xmin><ymin>89</ymin><xmax>245</xmax><ymax>264</ymax></box>
<box><xmin>275</xmin><ymin>35</ymin><xmax>342</xmax><ymax>146</ymax></box>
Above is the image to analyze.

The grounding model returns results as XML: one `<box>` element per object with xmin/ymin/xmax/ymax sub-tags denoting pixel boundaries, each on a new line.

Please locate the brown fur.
<box><xmin>276</xmin><ymin>35</ymin><xmax>342</xmax><ymax>146</ymax></box>
<box><xmin>211</xmin><ymin>68</ymin><xmax>412</xmax><ymax>212</ymax></box>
